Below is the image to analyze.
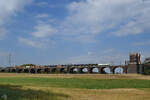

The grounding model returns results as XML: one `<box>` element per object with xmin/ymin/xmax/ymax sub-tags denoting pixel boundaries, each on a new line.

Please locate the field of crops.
<box><xmin>0</xmin><ymin>73</ymin><xmax>150</xmax><ymax>100</ymax></box>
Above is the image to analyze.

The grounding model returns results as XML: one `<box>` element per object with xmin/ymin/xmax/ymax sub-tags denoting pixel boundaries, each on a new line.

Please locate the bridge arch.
<box><xmin>24</xmin><ymin>69</ymin><xmax>29</xmax><ymax>73</ymax></box>
<box><xmin>91</xmin><ymin>67</ymin><xmax>99</xmax><ymax>73</ymax></box>
<box><xmin>60</xmin><ymin>68</ymin><xmax>65</xmax><ymax>73</ymax></box>
<box><xmin>101</xmin><ymin>67</ymin><xmax>111</xmax><ymax>74</ymax></box>
<box><xmin>0</xmin><ymin>69</ymin><xmax>6</xmax><ymax>72</ymax></box>
<box><xmin>37</xmin><ymin>69</ymin><xmax>42</xmax><ymax>73</ymax></box>
<box><xmin>113</xmin><ymin>67</ymin><xmax>124</xmax><ymax>74</ymax></box>
<box><xmin>51</xmin><ymin>68</ymin><xmax>57</xmax><ymax>73</ymax></box>
<box><xmin>70</xmin><ymin>67</ymin><xmax>79</xmax><ymax>73</ymax></box>
<box><xmin>30</xmin><ymin>68</ymin><xmax>36</xmax><ymax>73</ymax></box>
<box><xmin>81</xmin><ymin>67</ymin><xmax>88</xmax><ymax>73</ymax></box>
<box><xmin>11</xmin><ymin>69</ymin><xmax>16</xmax><ymax>73</ymax></box>
<box><xmin>17</xmin><ymin>69</ymin><xmax>23</xmax><ymax>73</ymax></box>
<box><xmin>44</xmin><ymin>68</ymin><xmax>50</xmax><ymax>73</ymax></box>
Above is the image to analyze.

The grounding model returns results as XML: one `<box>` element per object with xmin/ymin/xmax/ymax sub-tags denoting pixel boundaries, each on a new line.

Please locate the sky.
<box><xmin>0</xmin><ymin>0</ymin><xmax>150</xmax><ymax>66</ymax></box>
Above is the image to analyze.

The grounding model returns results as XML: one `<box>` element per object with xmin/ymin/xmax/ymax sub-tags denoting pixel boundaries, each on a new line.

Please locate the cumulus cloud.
<box><xmin>18</xmin><ymin>0</ymin><xmax>150</xmax><ymax>47</ymax></box>
<box><xmin>31</xmin><ymin>23</ymin><xmax>57</xmax><ymax>38</ymax></box>
<box><xmin>18</xmin><ymin>37</ymin><xmax>48</xmax><ymax>48</ymax></box>
<box><xmin>104</xmin><ymin>48</ymin><xmax>115</xmax><ymax>54</ymax></box>
<box><xmin>60</xmin><ymin>0</ymin><xmax>150</xmax><ymax>39</ymax></box>
<box><xmin>63</xmin><ymin>34</ymin><xmax>97</xmax><ymax>43</ymax></box>
<box><xmin>21</xmin><ymin>0</ymin><xmax>150</xmax><ymax>45</ymax></box>
<box><xmin>35</xmin><ymin>14</ymin><xmax>49</xmax><ymax>19</ymax></box>
<box><xmin>0</xmin><ymin>0</ymin><xmax>32</xmax><ymax>39</ymax></box>
<box><xmin>36</xmin><ymin>2</ymin><xmax>49</xmax><ymax>7</ymax></box>
<box><xmin>19</xmin><ymin>19</ymin><xmax>57</xmax><ymax>48</ymax></box>
<box><xmin>18</xmin><ymin>21</ymin><xmax>57</xmax><ymax>48</ymax></box>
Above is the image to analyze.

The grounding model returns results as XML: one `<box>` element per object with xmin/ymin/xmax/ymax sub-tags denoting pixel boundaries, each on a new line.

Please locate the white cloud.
<box><xmin>18</xmin><ymin>0</ymin><xmax>150</xmax><ymax>47</ymax></box>
<box><xmin>31</xmin><ymin>23</ymin><xmax>57</xmax><ymax>38</ymax></box>
<box><xmin>63</xmin><ymin>34</ymin><xmax>97</xmax><ymax>43</ymax></box>
<box><xmin>35</xmin><ymin>14</ymin><xmax>49</xmax><ymax>19</ymax></box>
<box><xmin>36</xmin><ymin>1</ymin><xmax>66</xmax><ymax>8</ymax></box>
<box><xmin>36</xmin><ymin>2</ymin><xmax>49</xmax><ymax>7</ymax></box>
<box><xmin>18</xmin><ymin>37</ymin><xmax>47</xmax><ymax>48</ymax></box>
<box><xmin>21</xmin><ymin>0</ymin><xmax>150</xmax><ymax>45</ymax></box>
<box><xmin>0</xmin><ymin>0</ymin><xmax>32</xmax><ymax>39</ymax></box>
<box><xmin>88</xmin><ymin>52</ymin><xmax>93</xmax><ymax>56</ymax></box>
<box><xmin>59</xmin><ymin>0</ymin><xmax>150</xmax><ymax>41</ymax></box>
<box><xmin>104</xmin><ymin>48</ymin><xmax>115</xmax><ymax>54</ymax></box>
<box><xmin>19</xmin><ymin>19</ymin><xmax>58</xmax><ymax>48</ymax></box>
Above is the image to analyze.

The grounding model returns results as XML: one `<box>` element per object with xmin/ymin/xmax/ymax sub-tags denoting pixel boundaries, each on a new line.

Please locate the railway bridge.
<box><xmin>0</xmin><ymin>64</ymin><xmax>128</xmax><ymax>74</ymax></box>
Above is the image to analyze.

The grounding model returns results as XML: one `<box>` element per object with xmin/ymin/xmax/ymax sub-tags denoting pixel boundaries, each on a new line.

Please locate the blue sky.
<box><xmin>0</xmin><ymin>0</ymin><xmax>150</xmax><ymax>66</ymax></box>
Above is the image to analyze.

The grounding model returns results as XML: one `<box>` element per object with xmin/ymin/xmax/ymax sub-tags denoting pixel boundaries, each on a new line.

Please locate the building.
<box><xmin>127</xmin><ymin>53</ymin><xmax>143</xmax><ymax>73</ymax></box>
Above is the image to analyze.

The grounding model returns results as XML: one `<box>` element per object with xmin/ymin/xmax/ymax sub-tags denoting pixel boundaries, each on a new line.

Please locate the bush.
<box><xmin>143</xmin><ymin>65</ymin><xmax>150</xmax><ymax>75</ymax></box>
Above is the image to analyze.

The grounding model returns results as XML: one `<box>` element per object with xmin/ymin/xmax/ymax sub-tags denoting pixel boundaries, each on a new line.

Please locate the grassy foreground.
<box><xmin>0</xmin><ymin>73</ymin><xmax>150</xmax><ymax>100</ymax></box>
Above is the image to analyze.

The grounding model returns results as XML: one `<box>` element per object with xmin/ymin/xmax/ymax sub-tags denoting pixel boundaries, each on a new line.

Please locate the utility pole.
<box><xmin>8</xmin><ymin>53</ymin><xmax>12</xmax><ymax>67</ymax></box>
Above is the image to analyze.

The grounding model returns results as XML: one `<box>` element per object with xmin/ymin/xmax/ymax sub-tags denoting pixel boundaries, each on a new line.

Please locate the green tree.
<box><xmin>21</xmin><ymin>64</ymin><xmax>36</xmax><ymax>66</ymax></box>
<box><xmin>143</xmin><ymin>61</ymin><xmax>150</xmax><ymax>75</ymax></box>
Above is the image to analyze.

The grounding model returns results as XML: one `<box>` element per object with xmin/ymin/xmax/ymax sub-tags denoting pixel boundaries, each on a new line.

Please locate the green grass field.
<box><xmin>0</xmin><ymin>77</ymin><xmax>150</xmax><ymax>89</ymax></box>
<box><xmin>0</xmin><ymin>73</ymin><xmax>150</xmax><ymax>100</ymax></box>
